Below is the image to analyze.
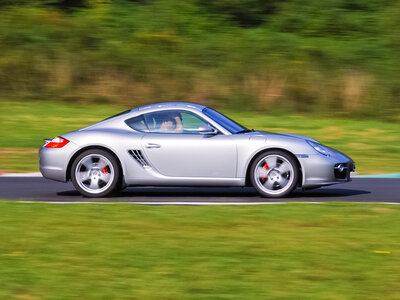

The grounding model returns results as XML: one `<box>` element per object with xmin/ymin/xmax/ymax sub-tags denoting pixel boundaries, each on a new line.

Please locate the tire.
<box><xmin>250</xmin><ymin>150</ymin><xmax>299</xmax><ymax>198</ymax></box>
<box><xmin>71</xmin><ymin>149</ymin><xmax>121</xmax><ymax>198</ymax></box>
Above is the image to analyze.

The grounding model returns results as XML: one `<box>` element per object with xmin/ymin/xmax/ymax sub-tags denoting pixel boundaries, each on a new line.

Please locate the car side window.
<box><xmin>125</xmin><ymin>115</ymin><xmax>149</xmax><ymax>132</ymax></box>
<box><xmin>181</xmin><ymin>112</ymin><xmax>207</xmax><ymax>132</ymax></box>
<box><xmin>127</xmin><ymin>110</ymin><xmax>209</xmax><ymax>134</ymax></box>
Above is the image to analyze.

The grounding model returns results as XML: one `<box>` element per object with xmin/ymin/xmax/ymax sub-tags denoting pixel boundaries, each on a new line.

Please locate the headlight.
<box><xmin>307</xmin><ymin>140</ymin><xmax>331</xmax><ymax>157</ymax></box>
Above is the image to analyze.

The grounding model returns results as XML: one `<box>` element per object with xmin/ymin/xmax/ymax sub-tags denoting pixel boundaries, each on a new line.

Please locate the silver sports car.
<box><xmin>39</xmin><ymin>102</ymin><xmax>355</xmax><ymax>198</ymax></box>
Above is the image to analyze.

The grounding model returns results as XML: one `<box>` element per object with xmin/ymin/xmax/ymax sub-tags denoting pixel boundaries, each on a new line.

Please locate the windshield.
<box><xmin>202</xmin><ymin>107</ymin><xmax>248</xmax><ymax>134</ymax></box>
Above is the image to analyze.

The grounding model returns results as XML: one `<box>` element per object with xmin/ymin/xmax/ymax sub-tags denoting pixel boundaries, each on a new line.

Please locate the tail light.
<box><xmin>45</xmin><ymin>136</ymin><xmax>69</xmax><ymax>148</ymax></box>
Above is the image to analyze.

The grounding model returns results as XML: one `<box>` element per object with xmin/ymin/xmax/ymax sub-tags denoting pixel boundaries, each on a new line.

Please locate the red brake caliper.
<box><xmin>261</xmin><ymin>163</ymin><xmax>269</xmax><ymax>181</ymax></box>
<box><xmin>102</xmin><ymin>167</ymin><xmax>108</xmax><ymax>174</ymax></box>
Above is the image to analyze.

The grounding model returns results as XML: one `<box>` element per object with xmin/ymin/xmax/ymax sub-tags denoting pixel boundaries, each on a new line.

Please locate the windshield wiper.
<box><xmin>236</xmin><ymin>129</ymin><xmax>254</xmax><ymax>134</ymax></box>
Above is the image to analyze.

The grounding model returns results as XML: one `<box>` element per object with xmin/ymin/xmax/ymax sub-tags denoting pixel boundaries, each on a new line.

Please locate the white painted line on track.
<box><xmin>18</xmin><ymin>200</ymin><xmax>288</xmax><ymax>205</ymax></box>
<box><xmin>128</xmin><ymin>201</ymin><xmax>289</xmax><ymax>205</ymax></box>
<box><xmin>14</xmin><ymin>200</ymin><xmax>399</xmax><ymax>205</ymax></box>
<box><xmin>1</xmin><ymin>172</ymin><xmax>42</xmax><ymax>177</ymax></box>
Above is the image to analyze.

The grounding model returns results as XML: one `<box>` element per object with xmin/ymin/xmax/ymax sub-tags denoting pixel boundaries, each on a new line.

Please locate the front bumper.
<box><xmin>298</xmin><ymin>153</ymin><xmax>355</xmax><ymax>189</ymax></box>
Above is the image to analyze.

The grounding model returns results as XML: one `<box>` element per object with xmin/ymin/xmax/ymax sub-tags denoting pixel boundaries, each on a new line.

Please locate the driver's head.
<box><xmin>158</xmin><ymin>113</ymin><xmax>176</xmax><ymax>131</ymax></box>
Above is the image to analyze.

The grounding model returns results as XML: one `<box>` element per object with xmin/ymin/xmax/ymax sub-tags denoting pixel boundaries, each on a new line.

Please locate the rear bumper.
<box><xmin>39</xmin><ymin>142</ymin><xmax>78</xmax><ymax>182</ymax></box>
<box><xmin>299</xmin><ymin>153</ymin><xmax>355</xmax><ymax>189</ymax></box>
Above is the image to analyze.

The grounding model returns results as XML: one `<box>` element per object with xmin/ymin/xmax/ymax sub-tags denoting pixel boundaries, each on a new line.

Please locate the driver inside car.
<box><xmin>159</xmin><ymin>113</ymin><xmax>183</xmax><ymax>133</ymax></box>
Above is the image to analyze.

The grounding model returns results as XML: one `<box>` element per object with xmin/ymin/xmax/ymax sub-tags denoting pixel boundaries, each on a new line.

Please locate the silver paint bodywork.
<box><xmin>39</xmin><ymin>102</ymin><xmax>354</xmax><ymax>189</ymax></box>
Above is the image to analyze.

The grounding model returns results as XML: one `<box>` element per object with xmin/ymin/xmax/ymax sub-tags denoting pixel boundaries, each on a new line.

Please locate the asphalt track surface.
<box><xmin>0</xmin><ymin>177</ymin><xmax>399</xmax><ymax>204</ymax></box>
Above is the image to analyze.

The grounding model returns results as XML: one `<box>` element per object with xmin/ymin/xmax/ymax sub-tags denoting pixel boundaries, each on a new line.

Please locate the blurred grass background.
<box><xmin>0</xmin><ymin>0</ymin><xmax>399</xmax><ymax>172</ymax></box>
<box><xmin>0</xmin><ymin>201</ymin><xmax>399</xmax><ymax>299</ymax></box>
<box><xmin>1</xmin><ymin>101</ymin><xmax>399</xmax><ymax>174</ymax></box>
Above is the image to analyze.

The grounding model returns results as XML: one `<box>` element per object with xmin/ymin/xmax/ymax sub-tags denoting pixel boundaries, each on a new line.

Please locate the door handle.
<box><xmin>145</xmin><ymin>143</ymin><xmax>161</xmax><ymax>149</ymax></box>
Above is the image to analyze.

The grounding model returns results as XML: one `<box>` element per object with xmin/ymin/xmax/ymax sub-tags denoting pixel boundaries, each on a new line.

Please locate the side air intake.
<box><xmin>128</xmin><ymin>150</ymin><xmax>149</xmax><ymax>167</ymax></box>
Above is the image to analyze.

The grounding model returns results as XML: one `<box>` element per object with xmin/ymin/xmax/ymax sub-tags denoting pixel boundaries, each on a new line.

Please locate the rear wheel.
<box><xmin>250</xmin><ymin>150</ymin><xmax>299</xmax><ymax>198</ymax></box>
<box><xmin>71</xmin><ymin>149</ymin><xmax>120</xmax><ymax>198</ymax></box>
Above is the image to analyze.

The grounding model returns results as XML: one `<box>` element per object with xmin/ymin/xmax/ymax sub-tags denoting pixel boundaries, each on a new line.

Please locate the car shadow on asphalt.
<box><xmin>56</xmin><ymin>186</ymin><xmax>370</xmax><ymax>201</ymax></box>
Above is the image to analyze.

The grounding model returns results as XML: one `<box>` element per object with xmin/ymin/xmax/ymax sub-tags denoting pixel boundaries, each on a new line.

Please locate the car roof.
<box><xmin>79</xmin><ymin>102</ymin><xmax>207</xmax><ymax>131</ymax></box>
<box><xmin>134</xmin><ymin>102</ymin><xmax>206</xmax><ymax>112</ymax></box>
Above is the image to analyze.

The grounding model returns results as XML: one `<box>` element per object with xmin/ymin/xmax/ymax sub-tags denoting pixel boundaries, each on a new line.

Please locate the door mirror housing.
<box><xmin>198</xmin><ymin>125</ymin><xmax>218</xmax><ymax>135</ymax></box>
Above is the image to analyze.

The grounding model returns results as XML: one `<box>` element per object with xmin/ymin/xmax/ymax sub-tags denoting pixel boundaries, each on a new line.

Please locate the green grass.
<box><xmin>0</xmin><ymin>101</ymin><xmax>399</xmax><ymax>174</ymax></box>
<box><xmin>0</xmin><ymin>201</ymin><xmax>399</xmax><ymax>299</ymax></box>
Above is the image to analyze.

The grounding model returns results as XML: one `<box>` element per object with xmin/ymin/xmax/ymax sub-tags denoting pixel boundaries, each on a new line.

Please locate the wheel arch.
<box><xmin>245</xmin><ymin>148</ymin><xmax>303</xmax><ymax>187</ymax></box>
<box><xmin>66</xmin><ymin>146</ymin><xmax>124</xmax><ymax>183</ymax></box>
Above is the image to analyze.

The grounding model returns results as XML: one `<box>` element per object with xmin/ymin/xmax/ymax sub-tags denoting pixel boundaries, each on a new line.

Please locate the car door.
<box><xmin>140</xmin><ymin>110</ymin><xmax>237</xmax><ymax>178</ymax></box>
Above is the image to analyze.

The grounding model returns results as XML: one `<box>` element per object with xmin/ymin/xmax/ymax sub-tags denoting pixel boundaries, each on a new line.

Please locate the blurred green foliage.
<box><xmin>0</xmin><ymin>0</ymin><xmax>399</xmax><ymax>121</ymax></box>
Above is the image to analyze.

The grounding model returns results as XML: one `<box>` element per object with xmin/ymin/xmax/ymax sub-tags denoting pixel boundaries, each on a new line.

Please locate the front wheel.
<box><xmin>71</xmin><ymin>149</ymin><xmax>121</xmax><ymax>198</ymax></box>
<box><xmin>250</xmin><ymin>151</ymin><xmax>299</xmax><ymax>198</ymax></box>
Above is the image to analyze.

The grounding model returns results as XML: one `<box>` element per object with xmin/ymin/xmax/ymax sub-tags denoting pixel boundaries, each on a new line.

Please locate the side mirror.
<box><xmin>198</xmin><ymin>125</ymin><xmax>218</xmax><ymax>135</ymax></box>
